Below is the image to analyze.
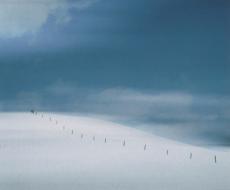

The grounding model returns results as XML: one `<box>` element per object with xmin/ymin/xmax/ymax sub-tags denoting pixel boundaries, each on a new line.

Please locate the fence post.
<box><xmin>123</xmin><ymin>140</ymin><xmax>126</xmax><ymax>147</ymax></box>
<box><xmin>144</xmin><ymin>144</ymin><xmax>147</xmax><ymax>150</ymax></box>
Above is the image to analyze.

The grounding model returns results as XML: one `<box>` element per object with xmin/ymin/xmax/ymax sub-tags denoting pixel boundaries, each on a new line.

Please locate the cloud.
<box><xmin>1</xmin><ymin>83</ymin><xmax>229</xmax><ymax>123</ymax></box>
<box><xmin>0</xmin><ymin>0</ymin><xmax>97</xmax><ymax>38</ymax></box>
<box><xmin>93</xmin><ymin>88</ymin><xmax>193</xmax><ymax>106</ymax></box>
<box><xmin>88</xmin><ymin>89</ymin><xmax>229</xmax><ymax>128</ymax></box>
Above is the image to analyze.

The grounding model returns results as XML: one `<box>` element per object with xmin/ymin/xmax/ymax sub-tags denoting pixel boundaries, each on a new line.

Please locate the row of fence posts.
<box><xmin>30</xmin><ymin>110</ymin><xmax>217</xmax><ymax>164</ymax></box>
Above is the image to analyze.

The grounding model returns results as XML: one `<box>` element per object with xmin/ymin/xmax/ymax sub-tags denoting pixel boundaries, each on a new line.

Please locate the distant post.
<box><xmin>123</xmin><ymin>140</ymin><xmax>126</xmax><ymax>147</ymax></box>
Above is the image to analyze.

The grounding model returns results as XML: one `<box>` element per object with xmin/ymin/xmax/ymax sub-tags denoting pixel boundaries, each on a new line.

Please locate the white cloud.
<box><xmin>0</xmin><ymin>0</ymin><xmax>97</xmax><ymax>38</ymax></box>
<box><xmin>96</xmin><ymin>88</ymin><xmax>193</xmax><ymax>106</ymax></box>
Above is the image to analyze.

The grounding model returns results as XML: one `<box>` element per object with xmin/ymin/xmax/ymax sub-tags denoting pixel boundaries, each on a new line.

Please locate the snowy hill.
<box><xmin>0</xmin><ymin>112</ymin><xmax>229</xmax><ymax>190</ymax></box>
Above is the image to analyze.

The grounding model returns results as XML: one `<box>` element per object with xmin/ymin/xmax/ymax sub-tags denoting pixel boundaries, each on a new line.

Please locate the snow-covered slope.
<box><xmin>0</xmin><ymin>112</ymin><xmax>229</xmax><ymax>190</ymax></box>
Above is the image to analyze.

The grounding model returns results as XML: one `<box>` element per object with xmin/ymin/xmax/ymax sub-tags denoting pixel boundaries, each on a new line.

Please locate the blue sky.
<box><xmin>0</xmin><ymin>0</ymin><xmax>229</xmax><ymax>145</ymax></box>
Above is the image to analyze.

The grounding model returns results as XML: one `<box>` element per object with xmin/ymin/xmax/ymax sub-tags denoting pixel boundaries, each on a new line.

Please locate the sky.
<box><xmin>0</xmin><ymin>0</ymin><xmax>229</xmax><ymax>146</ymax></box>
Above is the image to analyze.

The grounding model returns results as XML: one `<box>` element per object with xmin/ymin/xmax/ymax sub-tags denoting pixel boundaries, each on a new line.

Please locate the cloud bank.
<box><xmin>1</xmin><ymin>82</ymin><xmax>229</xmax><ymax>124</ymax></box>
<box><xmin>0</xmin><ymin>0</ymin><xmax>97</xmax><ymax>38</ymax></box>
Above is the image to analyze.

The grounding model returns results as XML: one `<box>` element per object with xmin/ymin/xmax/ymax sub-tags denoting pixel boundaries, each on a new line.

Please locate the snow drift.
<box><xmin>0</xmin><ymin>112</ymin><xmax>229</xmax><ymax>190</ymax></box>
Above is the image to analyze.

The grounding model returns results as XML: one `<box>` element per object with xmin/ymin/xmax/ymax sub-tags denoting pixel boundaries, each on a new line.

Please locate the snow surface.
<box><xmin>0</xmin><ymin>112</ymin><xmax>229</xmax><ymax>190</ymax></box>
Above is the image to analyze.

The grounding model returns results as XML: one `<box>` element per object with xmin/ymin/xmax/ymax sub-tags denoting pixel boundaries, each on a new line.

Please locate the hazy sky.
<box><xmin>0</xmin><ymin>0</ymin><xmax>229</xmax><ymax>145</ymax></box>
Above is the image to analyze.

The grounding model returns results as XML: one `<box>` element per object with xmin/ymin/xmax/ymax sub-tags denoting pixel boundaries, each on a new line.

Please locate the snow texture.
<box><xmin>0</xmin><ymin>112</ymin><xmax>229</xmax><ymax>190</ymax></box>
